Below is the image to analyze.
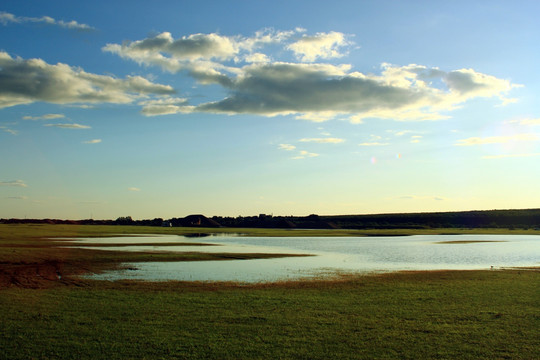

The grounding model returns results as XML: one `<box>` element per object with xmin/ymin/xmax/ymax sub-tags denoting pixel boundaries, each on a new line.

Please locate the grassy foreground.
<box><xmin>1</xmin><ymin>271</ymin><xmax>538</xmax><ymax>359</ymax></box>
<box><xmin>1</xmin><ymin>224</ymin><xmax>539</xmax><ymax>359</ymax></box>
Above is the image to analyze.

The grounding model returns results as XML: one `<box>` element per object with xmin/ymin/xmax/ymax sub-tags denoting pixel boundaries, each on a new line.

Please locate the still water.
<box><xmin>69</xmin><ymin>234</ymin><xmax>540</xmax><ymax>283</ymax></box>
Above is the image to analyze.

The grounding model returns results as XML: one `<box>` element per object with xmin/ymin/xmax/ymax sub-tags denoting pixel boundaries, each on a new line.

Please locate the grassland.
<box><xmin>1</xmin><ymin>223</ymin><xmax>539</xmax><ymax>359</ymax></box>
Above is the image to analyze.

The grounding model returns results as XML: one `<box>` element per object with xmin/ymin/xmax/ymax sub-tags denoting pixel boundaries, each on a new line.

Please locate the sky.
<box><xmin>1</xmin><ymin>0</ymin><xmax>540</xmax><ymax>220</ymax></box>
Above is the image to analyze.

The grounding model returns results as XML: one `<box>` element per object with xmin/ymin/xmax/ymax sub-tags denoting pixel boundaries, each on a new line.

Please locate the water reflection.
<box><xmin>73</xmin><ymin>234</ymin><xmax>540</xmax><ymax>283</ymax></box>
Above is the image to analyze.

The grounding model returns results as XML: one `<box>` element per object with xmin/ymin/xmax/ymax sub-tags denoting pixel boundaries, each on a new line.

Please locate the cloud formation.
<box><xmin>104</xmin><ymin>30</ymin><xmax>519</xmax><ymax>122</ymax></box>
<box><xmin>482</xmin><ymin>153</ymin><xmax>540</xmax><ymax>159</ymax></box>
<box><xmin>287</xmin><ymin>31</ymin><xmax>351</xmax><ymax>62</ymax></box>
<box><xmin>292</xmin><ymin>150</ymin><xmax>319</xmax><ymax>159</ymax></box>
<box><xmin>0</xmin><ymin>11</ymin><xmax>94</xmax><ymax>31</ymax></box>
<box><xmin>128</xmin><ymin>187</ymin><xmax>141</xmax><ymax>192</ymax></box>
<box><xmin>83</xmin><ymin>139</ymin><xmax>102</xmax><ymax>144</ymax></box>
<box><xmin>23</xmin><ymin>113</ymin><xmax>65</xmax><ymax>120</ymax></box>
<box><xmin>0</xmin><ymin>180</ymin><xmax>27</xmax><ymax>187</ymax></box>
<box><xmin>359</xmin><ymin>142</ymin><xmax>389</xmax><ymax>146</ymax></box>
<box><xmin>278</xmin><ymin>144</ymin><xmax>296</xmax><ymax>151</ymax></box>
<box><xmin>455</xmin><ymin>133</ymin><xmax>538</xmax><ymax>146</ymax></box>
<box><xmin>299</xmin><ymin>137</ymin><xmax>345</xmax><ymax>143</ymax></box>
<box><xmin>512</xmin><ymin>117</ymin><xmax>540</xmax><ymax>126</ymax></box>
<box><xmin>0</xmin><ymin>52</ymin><xmax>175</xmax><ymax>109</ymax></box>
<box><xmin>44</xmin><ymin>123</ymin><xmax>91</xmax><ymax>129</ymax></box>
<box><xmin>139</xmin><ymin>97</ymin><xmax>191</xmax><ymax>116</ymax></box>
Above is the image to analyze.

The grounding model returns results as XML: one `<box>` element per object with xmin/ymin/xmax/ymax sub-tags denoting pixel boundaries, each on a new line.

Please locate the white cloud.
<box><xmin>0</xmin><ymin>11</ymin><xmax>94</xmax><ymax>31</ymax></box>
<box><xmin>139</xmin><ymin>97</ymin><xmax>191</xmax><ymax>116</ymax></box>
<box><xmin>0</xmin><ymin>180</ymin><xmax>27</xmax><ymax>187</ymax></box>
<box><xmin>455</xmin><ymin>133</ymin><xmax>539</xmax><ymax>146</ymax></box>
<box><xmin>0</xmin><ymin>52</ymin><xmax>175</xmax><ymax>109</ymax></box>
<box><xmin>278</xmin><ymin>144</ymin><xmax>296</xmax><ymax>151</ymax></box>
<box><xmin>299</xmin><ymin>137</ymin><xmax>344</xmax><ymax>144</ymax></box>
<box><xmin>104</xmin><ymin>30</ymin><xmax>520</xmax><ymax>122</ymax></box>
<box><xmin>103</xmin><ymin>29</ymin><xmax>301</xmax><ymax>78</ymax></box>
<box><xmin>44</xmin><ymin>123</ymin><xmax>91</xmax><ymax>129</ymax></box>
<box><xmin>128</xmin><ymin>187</ymin><xmax>141</xmax><ymax>192</ymax></box>
<box><xmin>192</xmin><ymin>62</ymin><xmax>517</xmax><ymax>121</ymax></box>
<box><xmin>292</xmin><ymin>150</ymin><xmax>319</xmax><ymax>159</ymax></box>
<box><xmin>410</xmin><ymin>135</ymin><xmax>423</xmax><ymax>143</ymax></box>
<box><xmin>83</xmin><ymin>139</ymin><xmax>102</xmax><ymax>144</ymax></box>
<box><xmin>390</xmin><ymin>130</ymin><xmax>414</xmax><ymax>137</ymax></box>
<box><xmin>5</xmin><ymin>196</ymin><xmax>28</xmax><ymax>200</ymax></box>
<box><xmin>287</xmin><ymin>31</ymin><xmax>352</xmax><ymax>62</ymax></box>
<box><xmin>295</xmin><ymin>111</ymin><xmax>339</xmax><ymax>122</ymax></box>
<box><xmin>244</xmin><ymin>53</ymin><xmax>270</xmax><ymax>63</ymax></box>
<box><xmin>517</xmin><ymin>118</ymin><xmax>540</xmax><ymax>126</ymax></box>
<box><xmin>359</xmin><ymin>142</ymin><xmax>389</xmax><ymax>146</ymax></box>
<box><xmin>23</xmin><ymin>113</ymin><xmax>65</xmax><ymax>120</ymax></box>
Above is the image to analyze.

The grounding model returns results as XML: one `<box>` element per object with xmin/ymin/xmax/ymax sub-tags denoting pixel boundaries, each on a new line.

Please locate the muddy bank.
<box><xmin>0</xmin><ymin>243</ymin><xmax>311</xmax><ymax>289</ymax></box>
<box><xmin>0</xmin><ymin>259</ymin><xmax>115</xmax><ymax>289</ymax></box>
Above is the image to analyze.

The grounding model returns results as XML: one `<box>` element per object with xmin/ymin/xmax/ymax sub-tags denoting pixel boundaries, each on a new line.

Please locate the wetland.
<box><xmin>1</xmin><ymin>224</ymin><xmax>538</xmax><ymax>359</ymax></box>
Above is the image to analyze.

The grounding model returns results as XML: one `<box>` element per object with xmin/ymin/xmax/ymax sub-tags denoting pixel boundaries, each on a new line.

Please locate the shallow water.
<box><xmin>72</xmin><ymin>234</ymin><xmax>540</xmax><ymax>283</ymax></box>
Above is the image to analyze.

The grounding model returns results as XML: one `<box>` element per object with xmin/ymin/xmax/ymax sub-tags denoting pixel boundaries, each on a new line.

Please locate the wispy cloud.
<box><xmin>83</xmin><ymin>139</ymin><xmax>102</xmax><ymax>144</ymax></box>
<box><xmin>0</xmin><ymin>125</ymin><xmax>18</xmax><ymax>135</ymax></box>
<box><xmin>359</xmin><ymin>134</ymin><xmax>389</xmax><ymax>146</ymax></box>
<box><xmin>23</xmin><ymin>113</ymin><xmax>65</xmax><ymax>120</ymax></box>
<box><xmin>278</xmin><ymin>144</ymin><xmax>296</xmax><ymax>151</ymax></box>
<box><xmin>455</xmin><ymin>133</ymin><xmax>539</xmax><ymax>146</ymax></box>
<box><xmin>44</xmin><ymin>123</ymin><xmax>91</xmax><ymax>129</ymax></box>
<box><xmin>509</xmin><ymin>117</ymin><xmax>540</xmax><ymax>126</ymax></box>
<box><xmin>299</xmin><ymin>137</ymin><xmax>344</xmax><ymax>144</ymax></box>
<box><xmin>390</xmin><ymin>130</ymin><xmax>414</xmax><ymax>137</ymax></box>
<box><xmin>5</xmin><ymin>196</ymin><xmax>28</xmax><ymax>200</ymax></box>
<box><xmin>128</xmin><ymin>187</ymin><xmax>141</xmax><ymax>192</ymax></box>
<box><xmin>0</xmin><ymin>11</ymin><xmax>94</xmax><ymax>31</ymax></box>
<box><xmin>482</xmin><ymin>153</ymin><xmax>540</xmax><ymax>159</ymax></box>
<box><xmin>0</xmin><ymin>180</ymin><xmax>27</xmax><ymax>187</ymax></box>
<box><xmin>292</xmin><ymin>150</ymin><xmax>319</xmax><ymax>159</ymax></box>
<box><xmin>399</xmin><ymin>195</ymin><xmax>446</xmax><ymax>201</ymax></box>
<box><xmin>388</xmin><ymin>130</ymin><xmax>425</xmax><ymax>143</ymax></box>
<box><xmin>359</xmin><ymin>142</ymin><xmax>389</xmax><ymax>146</ymax></box>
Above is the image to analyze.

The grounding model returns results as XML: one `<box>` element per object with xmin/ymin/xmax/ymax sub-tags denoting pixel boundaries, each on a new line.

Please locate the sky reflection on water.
<box><xmin>73</xmin><ymin>234</ymin><xmax>540</xmax><ymax>283</ymax></box>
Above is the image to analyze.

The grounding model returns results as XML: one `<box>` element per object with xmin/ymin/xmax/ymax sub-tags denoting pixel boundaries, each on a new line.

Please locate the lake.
<box><xmin>68</xmin><ymin>234</ymin><xmax>540</xmax><ymax>283</ymax></box>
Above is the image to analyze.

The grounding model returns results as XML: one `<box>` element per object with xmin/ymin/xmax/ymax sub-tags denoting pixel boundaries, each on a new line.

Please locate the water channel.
<box><xmin>65</xmin><ymin>234</ymin><xmax>540</xmax><ymax>283</ymax></box>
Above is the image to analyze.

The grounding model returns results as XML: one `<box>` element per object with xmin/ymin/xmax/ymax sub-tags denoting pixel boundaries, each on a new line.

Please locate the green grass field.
<box><xmin>1</xmin><ymin>224</ymin><xmax>539</xmax><ymax>359</ymax></box>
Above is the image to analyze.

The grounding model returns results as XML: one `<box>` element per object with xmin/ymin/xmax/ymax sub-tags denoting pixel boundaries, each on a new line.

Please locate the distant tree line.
<box><xmin>211</xmin><ymin>210</ymin><xmax>540</xmax><ymax>229</ymax></box>
<box><xmin>2</xmin><ymin>209</ymin><xmax>540</xmax><ymax>229</ymax></box>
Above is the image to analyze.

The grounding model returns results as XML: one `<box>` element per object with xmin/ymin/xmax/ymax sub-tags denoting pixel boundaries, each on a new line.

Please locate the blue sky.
<box><xmin>1</xmin><ymin>0</ymin><xmax>539</xmax><ymax>219</ymax></box>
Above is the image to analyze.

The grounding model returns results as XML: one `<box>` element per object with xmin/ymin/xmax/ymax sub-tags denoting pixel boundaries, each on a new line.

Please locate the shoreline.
<box><xmin>1</xmin><ymin>224</ymin><xmax>539</xmax><ymax>289</ymax></box>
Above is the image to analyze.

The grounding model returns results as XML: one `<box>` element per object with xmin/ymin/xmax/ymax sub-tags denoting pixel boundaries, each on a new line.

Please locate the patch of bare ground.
<box><xmin>435</xmin><ymin>240</ymin><xmax>507</xmax><ymax>244</ymax></box>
